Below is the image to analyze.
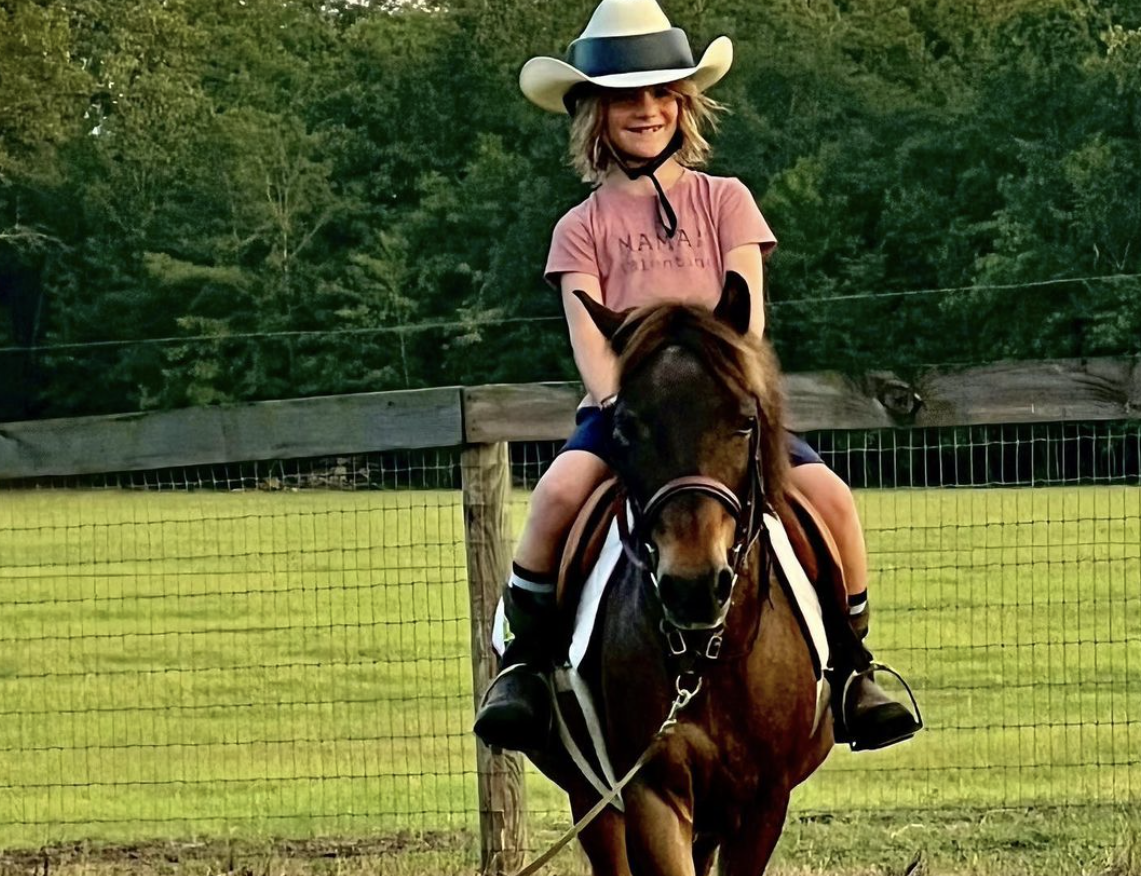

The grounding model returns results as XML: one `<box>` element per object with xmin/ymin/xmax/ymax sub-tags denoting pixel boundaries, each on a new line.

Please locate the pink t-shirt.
<box><xmin>544</xmin><ymin>170</ymin><xmax>776</xmax><ymax>311</ymax></box>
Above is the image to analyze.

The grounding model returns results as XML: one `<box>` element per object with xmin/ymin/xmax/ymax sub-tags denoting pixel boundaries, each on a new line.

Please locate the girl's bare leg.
<box><xmin>514</xmin><ymin>450</ymin><xmax>612</xmax><ymax>575</ymax></box>
<box><xmin>787</xmin><ymin>463</ymin><xmax>867</xmax><ymax>599</ymax></box>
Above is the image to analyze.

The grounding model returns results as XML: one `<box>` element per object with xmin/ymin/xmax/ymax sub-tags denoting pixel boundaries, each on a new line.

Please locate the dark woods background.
<box><xmin>1</xmin><ymin>0</ymin><xmax>1140</xmax><ymax>421</ymax></box>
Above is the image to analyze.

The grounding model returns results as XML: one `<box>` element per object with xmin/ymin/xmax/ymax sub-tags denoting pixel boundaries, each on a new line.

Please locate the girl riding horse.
<box><xmin>474</xmin><ymin>0</ymin><xmax>921</xmax><ymax>756</ymax></box>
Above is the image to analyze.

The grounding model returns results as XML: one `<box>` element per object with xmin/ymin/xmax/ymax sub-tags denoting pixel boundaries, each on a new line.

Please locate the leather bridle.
<box><xmin>615</xmin><ymin>398</ymin><xmax>770</xmax><ymax>646</ymax></box>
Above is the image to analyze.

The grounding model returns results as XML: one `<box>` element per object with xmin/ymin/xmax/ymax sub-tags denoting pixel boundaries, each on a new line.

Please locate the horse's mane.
<box><xmin>613</xmin><ymin>303</ymin><xmax>791</xmax><ymax>505</ymax></box>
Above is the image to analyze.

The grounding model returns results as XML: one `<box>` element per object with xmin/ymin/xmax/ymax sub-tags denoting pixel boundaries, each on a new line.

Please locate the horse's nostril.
<box><xmin>716</xmin><ymin>567</ymin><xmax>734</xmax><ymax>604</ymax></box>
<box><xmin>658</xmin><ymin>569</ymin><xmax>734</xmax><ymax>629</ymax></box>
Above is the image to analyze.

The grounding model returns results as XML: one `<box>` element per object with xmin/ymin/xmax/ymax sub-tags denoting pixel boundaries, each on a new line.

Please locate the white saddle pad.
<box><xmin>489</xmin><ymin>513</ymin><xmax>624</xmax><ymax>663</ymax></box>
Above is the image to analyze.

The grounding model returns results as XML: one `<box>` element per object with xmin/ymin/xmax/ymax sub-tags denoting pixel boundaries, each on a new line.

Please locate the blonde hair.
<box><xmin>568</xmin><ymin>79</ymin><xmax>725</xmax><ymax>184</ymax></box>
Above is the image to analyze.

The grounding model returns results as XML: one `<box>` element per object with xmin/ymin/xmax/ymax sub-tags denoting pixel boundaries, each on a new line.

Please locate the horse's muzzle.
<box><xmin>655</xmin><ymin>565</ymin><xmax>735</xmax><ymax>631</ymax></box>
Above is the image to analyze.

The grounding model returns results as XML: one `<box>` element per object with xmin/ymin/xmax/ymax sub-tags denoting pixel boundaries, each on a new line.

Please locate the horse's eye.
<box><xmin>734</xmin><ymin>422</ymin><xmax>755</xmax><ymax>437</ymax></box>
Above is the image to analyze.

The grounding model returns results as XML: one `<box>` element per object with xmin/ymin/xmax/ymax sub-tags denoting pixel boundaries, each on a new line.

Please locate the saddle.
<box><xmin>557</xmin><ymin>477</ymin><xmax>624</xmax><ymax>612</ymax></box>
<box><xmin>554</xmin><ymin>477</ymin><xmax>849</xmax><ymax>633</ymax></box>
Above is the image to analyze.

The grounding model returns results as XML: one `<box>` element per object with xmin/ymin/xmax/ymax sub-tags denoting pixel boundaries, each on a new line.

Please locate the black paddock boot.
<box><xmin>833</xmin><ymin>599</ymin><xmax>923</xmax><ymax>751</ymax></box>
<box><xmin>473</xmin><ymin>585</ymin><xmax>555</xmax><ymax>752</ymax></box>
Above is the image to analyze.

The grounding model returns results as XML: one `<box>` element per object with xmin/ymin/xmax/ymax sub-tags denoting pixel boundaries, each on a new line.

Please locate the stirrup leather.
<box><xmin>838</xmin><ymin>661</ymin><xmax>924</xmax><ymax>748</ymax></box>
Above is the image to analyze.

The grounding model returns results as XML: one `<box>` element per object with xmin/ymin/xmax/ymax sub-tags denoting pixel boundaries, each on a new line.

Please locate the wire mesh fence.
<box><xmin>0</xmin><ymin>451</ymin><xmax>472</xmax><ymax>844</ymax></box>
<box><xmin>0</xmin><ymin>422</ymin><xmax>1138</xmax><ymax>857</ymax></box>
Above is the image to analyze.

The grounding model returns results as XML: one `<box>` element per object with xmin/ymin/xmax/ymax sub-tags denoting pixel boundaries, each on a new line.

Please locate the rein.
<box><xmin>510</xmin><ymin>674</ymin><xmax>703</xmax><ymax>876</ymax></box>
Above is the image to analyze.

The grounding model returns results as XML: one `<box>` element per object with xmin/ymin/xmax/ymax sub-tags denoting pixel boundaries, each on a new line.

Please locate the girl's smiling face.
<box><xmin>605</xmin><ymin>84</ymin><xmax>680</xmax><ymax>163</ymax></box>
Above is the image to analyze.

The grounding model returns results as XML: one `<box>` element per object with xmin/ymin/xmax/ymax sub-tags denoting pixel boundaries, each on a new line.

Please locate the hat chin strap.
<box><xmin>610</xmin><ymin>130</ymin><xmax>683</xmax><ymax>238</ymax></box>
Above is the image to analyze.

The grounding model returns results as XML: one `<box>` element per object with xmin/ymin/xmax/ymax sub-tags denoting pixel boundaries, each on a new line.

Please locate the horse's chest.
<box><xmin>656</xmin><ymin>722</ymin><xmax>767</xmax><ymax>832</ymax></box>
<box><xmin>694</xmin><ymin>691</ymin><xmax>784</xmax><ymax>788</ymax></box>
<box><xmin>679</xmin><ymin>656</ymin><xmax>818</xmax><ymax>797</ymax></box>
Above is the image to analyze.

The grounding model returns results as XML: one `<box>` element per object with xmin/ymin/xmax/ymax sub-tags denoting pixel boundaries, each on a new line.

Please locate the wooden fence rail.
<box><xmin>3</xmin><ymin>358</ymin><xmax>1139</xmax><ymax>481</ymax></box>
<box><xmin>2</xmin><ymin>357</ymin><xmax>1139</xmax><ymax>874</ymax></box>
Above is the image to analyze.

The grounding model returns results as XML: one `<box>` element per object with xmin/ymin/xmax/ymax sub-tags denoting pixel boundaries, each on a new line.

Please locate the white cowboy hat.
<box><xmin>520</xmin><ymin>0</ymin><xmax>733</xmax><ymax>114</ymax></box>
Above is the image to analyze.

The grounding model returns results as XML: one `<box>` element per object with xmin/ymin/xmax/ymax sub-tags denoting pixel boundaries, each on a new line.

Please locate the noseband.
<box><xmin>616</xmin><ymin>400</ymin><xmax>770</xmax><ymax>651</ymax></box>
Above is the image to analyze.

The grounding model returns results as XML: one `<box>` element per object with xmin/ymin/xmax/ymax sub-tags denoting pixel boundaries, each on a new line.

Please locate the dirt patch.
<box><xmin>0</xmin><ymin>833</ymin><xmax>474</xmax><ymax>876</ymax></box>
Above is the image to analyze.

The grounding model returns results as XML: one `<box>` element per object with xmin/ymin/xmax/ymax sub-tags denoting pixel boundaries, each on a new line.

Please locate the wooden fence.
<box><xmin>1</xmin><ymin>357</ymin><xmax>1139</xmax><ymax>873</ymax></box>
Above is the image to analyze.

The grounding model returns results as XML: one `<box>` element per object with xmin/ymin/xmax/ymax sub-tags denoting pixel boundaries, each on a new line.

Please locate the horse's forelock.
<box><xmin>617</xmin><ymin>303</ymin><xmax>789</xmax><ymax>503</ymax></box>
<box><xmin>617</xmin><ymin>304</ymin><xmax>769</xmax><ymax>404</ymax></box>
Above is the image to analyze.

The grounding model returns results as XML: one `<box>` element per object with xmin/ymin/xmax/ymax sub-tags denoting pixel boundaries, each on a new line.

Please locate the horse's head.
<box><xmin>574</xmin><ymin>274</ymin><xmax>788</xmax><ymax>632</ymax></box>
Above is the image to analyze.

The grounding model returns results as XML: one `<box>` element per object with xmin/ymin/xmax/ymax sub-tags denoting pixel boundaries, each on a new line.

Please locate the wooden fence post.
<box><xmin>462</xmin><ymin>442</ymin><xmax>527</xmax><ymax>875</ymax></box>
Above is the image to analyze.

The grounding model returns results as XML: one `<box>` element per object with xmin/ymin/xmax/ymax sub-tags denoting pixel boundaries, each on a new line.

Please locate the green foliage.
<box><xmin>1</xmin><ymin>0</ymin><xmax>1139</xmax><ymax>418</ymax></box>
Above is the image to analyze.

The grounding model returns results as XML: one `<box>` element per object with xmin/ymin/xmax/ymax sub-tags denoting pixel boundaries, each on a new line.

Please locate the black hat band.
<box><xmin>566</xmin><ymin>29</ymin><xmax>695</xmax><ymax>78</ymax></box>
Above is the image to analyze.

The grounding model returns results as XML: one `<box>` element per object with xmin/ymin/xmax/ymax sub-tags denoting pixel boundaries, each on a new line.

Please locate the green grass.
<box><xmin>0</xmin><ymin>811</ymin><xmax>1139</xmax><ymax>876</ymax></box>
<box><xmin>0</xmin><ymin>485</ymin><xmax>1138</xmax><ymax>873</ymax></box>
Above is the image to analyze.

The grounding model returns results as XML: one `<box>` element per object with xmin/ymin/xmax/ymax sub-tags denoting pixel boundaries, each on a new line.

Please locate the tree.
<box><xmin>3</xmin><ymin>0</ymin><xmax>1140</xmax><ymax>419</ymax></box>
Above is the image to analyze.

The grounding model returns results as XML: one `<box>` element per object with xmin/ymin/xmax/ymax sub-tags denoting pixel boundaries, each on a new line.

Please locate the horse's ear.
<box><xmin>715</xmin><ymin>271</ymin><xmax>752</xmax><ymax>335</ymax></box>
<box><xmin>572</xmin><ymin>289</ymin><xmax>626</xmax><ymax>342</ymax></box>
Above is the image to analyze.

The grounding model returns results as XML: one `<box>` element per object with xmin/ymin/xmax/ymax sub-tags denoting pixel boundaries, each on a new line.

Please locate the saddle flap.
<box><xmin>779</xmin><ymin>486</ymin><xmax>849</xmax><ymax>611</ymax></box>
<box><xmin>557</xmin><ymin>476</ymin><xmax>623</xmax><ymax>611</ymax></box>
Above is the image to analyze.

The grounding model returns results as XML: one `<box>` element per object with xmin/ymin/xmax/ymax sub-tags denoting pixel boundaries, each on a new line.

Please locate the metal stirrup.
<box><xmin>840</xmin><ymin>661</ymin><xmax>924</xmax><ymax>732</ymax></box>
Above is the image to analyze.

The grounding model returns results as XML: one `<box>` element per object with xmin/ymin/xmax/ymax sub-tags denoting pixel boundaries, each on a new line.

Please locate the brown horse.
<box><xmin>528</xmin><ymin>274</ymin><xmax>849</xmax><ymax>876</ymax></box>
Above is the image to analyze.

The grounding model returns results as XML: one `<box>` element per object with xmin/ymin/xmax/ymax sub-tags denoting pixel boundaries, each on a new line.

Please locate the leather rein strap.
<box><xmin>510</xmin><ymin>677</ymin><xmax>703</xmax><ymax>876</ymax></box>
